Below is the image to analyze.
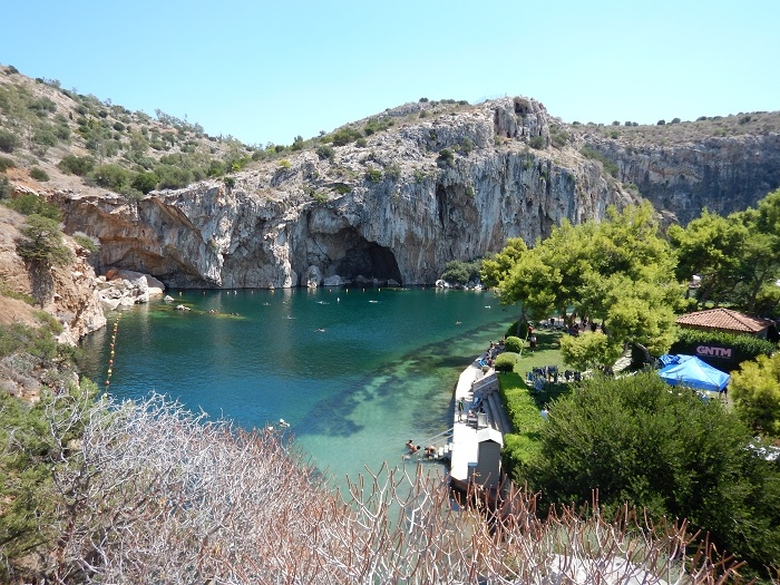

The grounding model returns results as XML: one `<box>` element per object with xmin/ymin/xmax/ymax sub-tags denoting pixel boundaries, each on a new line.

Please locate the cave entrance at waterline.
<box><xmin>333</xmin><ymin>241</ymin><xmax>402</xmax><ymax>286</ymax></box>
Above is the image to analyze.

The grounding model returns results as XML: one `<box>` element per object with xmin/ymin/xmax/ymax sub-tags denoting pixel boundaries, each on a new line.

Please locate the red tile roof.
<box><xmin>676</xmin><ymin>308</ymin><xmax>769</xmax><ymax>334</ymax></box>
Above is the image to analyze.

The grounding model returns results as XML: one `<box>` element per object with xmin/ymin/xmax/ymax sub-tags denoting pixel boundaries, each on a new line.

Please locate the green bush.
<box><xmin>154</xmin><ymin>164</ymin><xmax>193</xmax><ymax>190</ymax></box>
<box><xmin>73</xmin><ymin>234</ymin><xmax>99</xmax><ymax>254</ymax></box>
<box><xmin>0</xmin><ymin>129</ymin><xmax>20</xmax><ymax>153</ymax></box>
<box><xmin>437</xmin><ymin>148</ymin><xmax>454</xmax><ymax>167</ymax></box>
<box><xmin>4</xmin><ymin>193</ymin><xmax>61</xmax><ymax>220</ymax></box>
<box><xmin>316</xmin><ymin>144</ymin><xmax>335</xmax><ymax>160</ymax></box>
<box><xmin>528</xmin><ymin>136</ymin><xmax>545</xmax><ymax>150</ymax></box>
<box><xmin>504</xmin><ymin>336</ymin><xmax>524</xmax><ymax>354</ymax></box>
<box><xmin>57</xmin><ymin>154</ymin><xmax>95</xmax><ymax>176</ymax></box>
<box><xmin>0</xmin><ymin>156</ymin><xmax>15</xmax><ymax>172</ymax></box>
<box><xmin>580</xmin><ymin>146</ymin><xmax>619</xmax><ymax>177</ymax></box>
<box><xmin>329</xmin><ymin>127</ymin><xmax>362</xmax><ymax>146</ymax></box>
<box><xmin>29</xmin><ymin>167</ymin><xmax>49</xmax><ymax>182</ymax></box>
<box><xmin>0</xmin><ymin>175</ymin><xmax>11</xmax><ymax>199</ymax></box>
<box><xmin>130</xmin><ymin>171</ymin><xmax>158</xmax><ymax>194</ymax></box>
<box><xmin>91</xmin><ymin>164</ymin><xmax>129</xmax><ymax>190</ymax></box>
<box><xmin>364</xmin><ymin>168</ymin><xmax>382</xmax><ymax>183</ymax></box>
<box><xmin>494</xmin><ymin>352</ymin><xmax>518</xmax><ymax>372</ymax></box>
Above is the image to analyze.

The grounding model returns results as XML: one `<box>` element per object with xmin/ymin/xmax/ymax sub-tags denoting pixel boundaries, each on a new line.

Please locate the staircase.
<box><xmin>470</xmin><ymin>372</ymin><xmax>513</xmax><ymax>434</ymax></box>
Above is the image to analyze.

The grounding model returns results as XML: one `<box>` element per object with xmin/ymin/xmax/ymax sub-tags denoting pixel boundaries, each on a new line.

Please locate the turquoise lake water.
<box><xmin>79</xmin><ymin>287</ymin><xmax>511</xmax><ymax>488</ymax></box>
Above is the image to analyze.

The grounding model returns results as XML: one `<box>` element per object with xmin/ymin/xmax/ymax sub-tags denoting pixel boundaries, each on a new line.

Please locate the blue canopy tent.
<box><xmin>657</xmin><ymin>355</ymin><xmax>730</xmax><ymax>392</ymax></box>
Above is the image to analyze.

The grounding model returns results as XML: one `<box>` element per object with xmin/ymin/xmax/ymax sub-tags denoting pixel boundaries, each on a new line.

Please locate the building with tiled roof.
<box><xmin>675</xmin><ymin>308</ymin><xmax>770</xmax><ymax>338</ymax></box>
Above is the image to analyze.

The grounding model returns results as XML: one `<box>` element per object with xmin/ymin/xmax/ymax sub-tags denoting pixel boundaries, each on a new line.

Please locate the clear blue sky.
<box><xmin>2</xmin><ymin>0</ymin><xmax>778</xmax><ymax>147</ymax></box>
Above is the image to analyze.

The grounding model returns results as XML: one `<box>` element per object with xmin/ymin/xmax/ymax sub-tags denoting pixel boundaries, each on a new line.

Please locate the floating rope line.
<box><xmin>105</xmin><ymin>314</ymin><xmax>120</xmax><ymax>389</ymax></box>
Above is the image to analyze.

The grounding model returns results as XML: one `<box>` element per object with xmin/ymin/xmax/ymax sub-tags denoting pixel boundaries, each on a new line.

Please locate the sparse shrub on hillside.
<box><xmin>155</xmin><ymin>165</ymin><xmax>194</xmax><ymax>190</ymax></box>
<box><xmin>437</xmin><ymin>148</ymin><xmax>454</xmax><ymax>167</ymax></box>
<box><xmin>57</xmin><ymin>154</ymin><xmax>95</xmax><ymax>176</ymax></box>
<box><xmin>0</xmin><ymin>175</ymin><xmax>12</xmax><ymax>198</ymax></box>
<box><xmin>91</xmin><ymin>164</ymin><xmax>129</xmax><ymax>191</ymax></box>
<box><xmin>657</xmin><ymin>119</ymin><xmax>666</xmax><ymax>125</ymax></box>
<box><xmin>0</xmin><ymin>156</ymin><xmax>15</xmax><ymax>172</ymax></box>
<box><xmin>73</xmin><ymin>233</ymin><xmax>100</xmax><ymax>254</ymax></box>
<box><xmin>0</xmin><ymin>129</ymin><xmax>20</xmax><ymax>153</ymax></box>
<box><xmin>5</xmin><ymin>193</ymin><xmax>62</xmax><ymax>220</ymax></box>
<box><xmin>130</xmin><ymin>171</ymin><xmax>158</xmax><ymax>194</ymax></box>
<box><xmin>355</xmin><ymin>137</ymin><xmax>367</xmax><ymax>148</ymax></box>
<box><xmin>29</xmin><ymin>166</ymin><xmax>49</xmax><ymax>182</ymax></box>
<box><xmin>528</xmin><ymin>135</ymin><xmax>545</xmax><ymax>149</ymax></box>
<box><xmin>364</xmin><ymin>167</ymin><xmax>382</xmax><ymax>182</ymax></box>
<box><xmin>384</xmin><ymin>163</ymin><xmax>401</xmax><ymax>181</ymax></box>
<box><xmin>458</xmin><ymin>137</ymin><xmax>475</xmax><ymax>155</ymax></box>
<box><xmin>316</xmin><ymin>144</ymin><xmax>335</xmax><ymax>160</ymax></box>
<box><xmin>363</xmin><ymin>117</ymin><xmax>393</xmax><ymax>136</ymax></box>
<box><xmin>580</xmin><ymin>146</ymin><xmax>619</xmax><ymax>178</ymax></box>
<box><xmin>328</xmin><ymin>127</ymin><xmax>363</xmax><ymax>146</ymax></box>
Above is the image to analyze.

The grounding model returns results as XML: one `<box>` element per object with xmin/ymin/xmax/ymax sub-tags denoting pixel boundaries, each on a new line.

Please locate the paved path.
<box><xmin>449</xmin><ymin>360</ymin><xmax>504</xmax><ymax>486</ymax></box>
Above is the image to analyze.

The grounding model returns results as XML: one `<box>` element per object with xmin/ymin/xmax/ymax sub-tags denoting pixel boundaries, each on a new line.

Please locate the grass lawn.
<box><xmin>498</xmin><ymin>327</ymin><xmax>573</xmax><ymax>477</ymax></box>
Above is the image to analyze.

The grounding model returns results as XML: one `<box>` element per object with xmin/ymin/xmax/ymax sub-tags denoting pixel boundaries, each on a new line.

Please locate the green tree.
<box><xmin>559</xmin><ymin>331</ymin><xmax>621</xmax><ymax>371</ymax></box>
<box><xmin>528</xmin><ymin>372</ymin><xmax>780</xmax><ymax>577</ymax></box>
<box><xmin>490</xmin><ymin>203</ymin><xmax>680</xmax><ymax>359</ymax></box>
<box><xmin>730</xmin><ymin>353</ymin><xmax>780</xmax><ymax>437</ymax></box>
<box><xmin>16</xmin><ymin>214</ymin><xmax>73</xmax><ymax>267</ymax></box>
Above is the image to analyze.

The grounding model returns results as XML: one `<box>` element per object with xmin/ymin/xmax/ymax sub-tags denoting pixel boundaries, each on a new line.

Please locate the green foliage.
<box><xmin>363</xmin><ymin>117</ymin><xmax>393</xmax><ymax>136</ymax></box>
<box><xmin>494</xmin><ymin>352</ymin><xmax>518</xmax><ymax>372</ymax></box>
<box><xmin>384</xmin><ymin>163</ymin><xmax>401</xmax><ymax>181</ymax></box>
<box><xmin>458</xmin><ymin>137</ymin><xmax>475</xmax><ymax>155</ymax></box>
<box><xmin>73</xmin><ymin>234</ymin><xmax>99</xmax><ymax>254</ymax></box>
<box><xmin>559</xmin><ymin>331</ymin><xmax>621</xmax><ymax>371</ymax></box>
<box><xmin>328</xmin><ymin>127</ymin><xmax>363</xmax><ymax>146</ymax></box>
<box><xmin>436</xmin><ymin>148</ymin><xmax>455</xmax><ymax>167</ymax></box>
<box><xmin>364</xmin><ymin>167</ymin><xmax>382</xmax><ymax>183</ymax></box>
<box><xmin>4</xmin><ymin>193</ymin><xmax>62</xmax><ymax>220</ymax></box>
<box><xmin>528</xmin><ymin>135</ymin><xmax>545</xmax><ymax>149</ymax></box>
<box><xmin>57</xmin><ymin>154</ymin><xmax>95</xmax><ymax>176</ymax></box>
<box><xmin>491</xmin><ymin>204</ymin><xmax>680</xmax><ymax>357</ymax></box>
<box><xmin>669</xmin><ymin>189</ymin><xmax>780</xmax><ymax>316</ymax></box>
<box><xmin>0</xmin><ymin>128</ymin><xmax>21</xmax><ymax>153</ymax></box>
<box><xmin>440</xmin><ymin>259</ymin><xmax>482</xmax><ymax>285</ymax></box>
<box><xmin>291</xmin><ymin>135</ymin><xmax>304</xmax><ymax>151</ymax></box>
<box><xmin>730</xmin><ymin>353</ymin><xmax>780</xmax><ymax>437</ymax></box>
<box><xmin>0</xmin><ymin>155</ymin><xmax>15</xmax><ymax>172</ymax></box>
<box><xmin>154</xmin><ymin>164</ymin><xmax>193</xmax><ymax>190</ymax></box>
<box><xmin>316</xmin><ymin>144</ymin><xmax>335</xmax><ymax>160</ymax></box>
<box><xmin>16</xmin><ymin>213</ymin><xmax>73</xmax><ymax>267</ymax></box>
<box><xmin>0</xmin><ymin>390</ymin><xmax>56</xmax><ymax>572</ymax></box>
<box><xmin>498</xmin><ymin>372</ymin><xmax>546</xmax><ymax>473</ymax></box>
<box><xmin>0</xmin><ymin>175</ymin><xmax>11</xmax><ymax>199</ymax></box>
<box><xmin>503</xmin><ymin>336</ymin><xmax>523</xmax><ymax>354</ymax></box>
<box><xmin>580</xmin><ymin>145</ymin><xmax>619</xmax><ymax>177</ymax></box>
<box><xmin>528</xmin><ymin>372</ymin><xmax>780</xmax><ymax>578</ymax></box>
<box><xmin>130</xmin><ymin>170</ymin><xmax>158</xmax><ymax>194</ymax></box>
<box><xmin>29</xmin><ymin>166</ymin><xmax>49</xmax><ymax>181</ymax></box>
<box><xmin>91</xmin><ymin>163</ymin><xmax>129</xmax><ymax>190</ymax></box>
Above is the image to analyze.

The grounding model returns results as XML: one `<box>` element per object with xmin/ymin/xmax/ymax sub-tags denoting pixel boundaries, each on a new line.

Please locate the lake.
<box><xmin>79</xmin><ymin>287</ymin><xmax>511</xmax><ymax>488</ymax></box>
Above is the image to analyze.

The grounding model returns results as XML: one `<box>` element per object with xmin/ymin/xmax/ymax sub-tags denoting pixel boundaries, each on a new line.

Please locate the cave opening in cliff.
<box><xmin>331</xmin><ymin>235</ymin><xmax>402</xmax><ymax>285</ymax></box>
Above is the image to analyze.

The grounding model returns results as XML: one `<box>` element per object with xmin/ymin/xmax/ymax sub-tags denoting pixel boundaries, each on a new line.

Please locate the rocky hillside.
<box><xmin>3</xmin><ymin>63</ymin><xmax>780</xmax><ymax>290</ymax></box>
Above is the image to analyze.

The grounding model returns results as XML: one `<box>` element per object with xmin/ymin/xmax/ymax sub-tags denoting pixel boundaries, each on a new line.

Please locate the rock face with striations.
<box><xmin>578</xmin><ymin>115</ymin><xmax>780</xmax><ymax>224</ymax></box>
<box><xmin>56</xmin><ymin>97</ymin><xmax>636</xmax><ymax>289</ymax></box>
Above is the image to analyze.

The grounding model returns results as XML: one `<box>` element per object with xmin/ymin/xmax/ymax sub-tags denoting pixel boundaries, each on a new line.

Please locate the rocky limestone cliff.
<box><xmin>56</xmin><ymin>97</ymin><xmax>636</xmax><ymax>289</ymax></box>
<box><xmin>0</xmin><ymin>206</ymin><xmax>106</xmax><ymax>344</ymax></box>
<box><xmin>578</xmin><ymin>115</ymin><xmax>780</xmax><ymax>224</ymax></box>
